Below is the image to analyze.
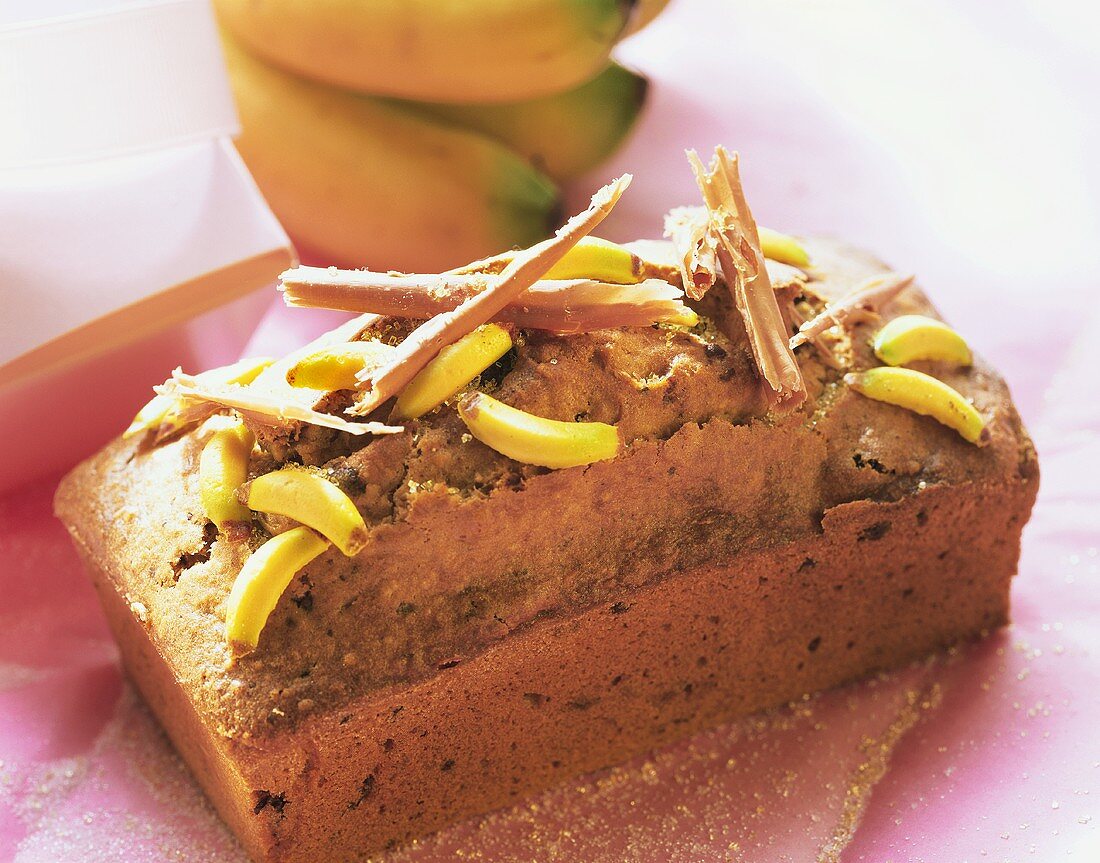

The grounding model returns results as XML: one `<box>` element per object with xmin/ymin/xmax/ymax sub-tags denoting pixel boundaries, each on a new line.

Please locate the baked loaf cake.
<box><xmin>55</xmin><ymin>152</ymin><xmax>1037</xmax><ymax>861</ymax></box>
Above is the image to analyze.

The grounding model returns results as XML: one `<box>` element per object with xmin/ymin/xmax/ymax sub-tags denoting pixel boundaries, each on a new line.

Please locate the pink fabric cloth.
<box><xmin>1</xmin><ymin>1</ymin><xmax>1096</xmax><ymax>859</ymax></box>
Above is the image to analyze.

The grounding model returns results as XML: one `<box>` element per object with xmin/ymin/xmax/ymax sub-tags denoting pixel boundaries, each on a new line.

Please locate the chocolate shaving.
<box><xmin>664</xmin><ymin>206</ymin><xmax>719</xmax><ymax>300</ymax></box>
<box><xmin>506</xmin><ymin>279</ymin><xmax>696</xmax><ymax>332</ymax></box>
<box><xmin>153</xmin><ymin>312</ymin><xmax>387</xmax><ymax>439</ymax></box>
<box><xmin>664</xmin><ymin>209</ymin><xmax>811</xmax><ymax>302</ymax></box>
<box><xmin>280</xmin><ymin>269</ymin><xmax>695</xmax><ymax>333</ymax></box>
<box><xmin>775</xmin><ymin>283</ymin><xmax>842</xmax><ymax>370</ymax></box>
<box><xmin>790</xmin><ymin>272</ymin><xmax>914</xmax><ymax>349</ymax></box>
<box><xmin>623</xmin><ymin>237</ymin><xmax>807</xmax><ymax>297</ymax></box>
<box><xmin>766</xmin><ymin>259</ymin><xmax>809</xmax><ymax>289</ymax></box>
<box><xmin>687</xmin><ymin>148</ymin><xmax>806</xmax><ymax>410</ymax></box>
<box><xmin>159</xmin><ymin>370</ymin><xmax>402</xmax><ymax>437</ymax></box>
<box><xmin>154</xmin><ymin>401</ymin><xmax>219</xmax><ymax>442</ymax></box>
<box><xmin>347</xmin><ymin>175</ymin><xmax>632</xmax><ymax>417</ymax></box>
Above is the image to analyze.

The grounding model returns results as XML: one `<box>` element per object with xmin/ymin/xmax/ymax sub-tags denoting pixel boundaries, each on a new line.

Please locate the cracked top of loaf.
<box><xmin>54</xmin><ymin>237</ymin><xmax>1036</xmax><ymax>741</ymax></box>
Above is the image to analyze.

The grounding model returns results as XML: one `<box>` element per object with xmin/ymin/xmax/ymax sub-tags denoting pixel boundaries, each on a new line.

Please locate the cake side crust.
<box><xmin>51</xmin><ymin>236</ymin><xmax>1040</xmax><ymax>860</ymax></box>
<box><xmin>53</xmin><ymin>345</ymin><xmax>1034</xmax><ymax>744</ymax></box>
<box><xmin>79</xmin><ymin>471</ymin><xmax>1035</xmax><ymax>861</ymax></box>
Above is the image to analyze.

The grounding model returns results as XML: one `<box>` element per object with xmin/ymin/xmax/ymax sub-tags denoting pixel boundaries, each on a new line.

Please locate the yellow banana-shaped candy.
<box><xmin>392</xmin><ymin>325</ymin><xmax>513</xmax><ymax>421</ymax></box>
<box><xmin>542</xmin><ymin>236</ymin><xmax>645</xmax><ymax>284</ymax></box>
<box><xmin>285</xmin><ymin>341</ymin><xmax>395</xmax><ymax>391</ymax></box>
<box><xmin>225</xmin><ymin>526</ymin><xmax>329</xmax><ymax>652</ymax></box>
<box><xmin>124</xmin><ymin>356</ymin><xmax>273</xmax><ymax>438</ymax></box>
<box><xmin>758</xmin><ymin>227</ymin><xmax>810</xmax><ymax>268</ymax></box>
<box><xmin>248</xmin><ymin>468</ymin><xmax>369</xmax><ymax>556</ymax></box>
<box><xmin>873</xmin><ymin>315</ymin><xmax>973</xmax><ymax>367</ymax></box>
<box><xmin>458</xmin><ymin>392</ymin><xmax>620</xmax><ymax>469</ymax></box>
<box><xmin>845</xmin><ymin>367</ymin><xmax>987</xmax><ymax>445</ymax></box>
<box><xmin>459</xmin><ymin>236</ymin><xmax>646</xmax><ymax>284</ymax></box>
<box><xmin>199</xmin><ymin>419</ymin><xmax>256</xmax><ymax>537</ymax></box>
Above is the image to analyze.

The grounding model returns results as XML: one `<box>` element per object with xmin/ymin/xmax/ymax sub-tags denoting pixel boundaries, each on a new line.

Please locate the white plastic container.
<box><xmin>0</xmin><ymin>0</ymin><xmax>294</xmax><ymax>492</ymax></box>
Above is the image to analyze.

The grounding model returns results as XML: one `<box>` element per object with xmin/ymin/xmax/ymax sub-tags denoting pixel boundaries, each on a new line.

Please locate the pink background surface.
<box><xmin>1</xmin><ymin>0</ymin><xmax>1098</xmax><ymax>860</ymax></box>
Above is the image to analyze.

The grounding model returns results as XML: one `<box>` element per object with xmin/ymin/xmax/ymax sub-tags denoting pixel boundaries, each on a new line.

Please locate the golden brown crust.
<box><xmin>54</xmin><ymin>236</ymin><xmax>1038</xmax><ymax>861</ymax></box>
<box><xmin>66</xmin><ymin>471</ymin><xmax>1036</xmax><ymax>862</ymax></box>
<box><xmin>54</xmin><ymin>236</ymin><xmax>1036</xmax><ymax>733</ymax></box>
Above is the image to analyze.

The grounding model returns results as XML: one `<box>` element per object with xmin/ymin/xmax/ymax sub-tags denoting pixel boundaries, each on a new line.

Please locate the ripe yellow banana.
<box><xmin>125</xmin><ymin>356</ymin><xmax>273</xmax><ymax>438</ymax></box>
<box><xmin>458</xmin><ymin>392</ymin><xmax>620</xmax><ymax>469</ymax></box>
<box><xmin>215</xmin><ymin>0</ymin><xmax>634</xmax><ymax>103</ymax></box>
<box><xmin>220</xmin><ymin>31</ymin><xmax>559</xmax><ymax>272</ymax></box>
<box><xmin>845</xmin><ymin>367</ymin><xmax>987</xmax><ymax>445</ymax></box>
<box><xmin>225</xmin><ymin>526</ymin><xmax>329</xmax><ymax>652</ymax></box>
<box><xmin>392</xmin><ymin>324</ymin><xmax>513</xmax><ymax>421</ymax></box>
<box><xmin>286</xmin><ymin>341</ymin><xmax>395</xmax><ymax>391</ymax></box>
<box><xmin>199</xmin><ymin>419</ymin><xmax>256</xmax><ymax>537</ymax></box>
<box><xmin>247</xmin><ymin>468</ymin><xmax>369</xmax><ymax>556</ymax></box>
<box><xmin>873</xmin><ymin>315</ymin><xmax>973</xmax><ymax>367</ymax></box>
<box><xmin>758</xmin><ymin>227</ymin><xmax>810</xmax><ymax>268</ymax></box>
<box><xmin>418</xmin><ymin>64</ymin><xmax>647</xmax><ymax>181</ymax></box>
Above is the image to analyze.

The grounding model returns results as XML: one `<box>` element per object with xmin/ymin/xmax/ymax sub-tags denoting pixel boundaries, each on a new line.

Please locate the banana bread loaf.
<box><xmin>55</xmin><ymin>233</ymin><xmax>1037</xmax><ymax>861</ymax></box>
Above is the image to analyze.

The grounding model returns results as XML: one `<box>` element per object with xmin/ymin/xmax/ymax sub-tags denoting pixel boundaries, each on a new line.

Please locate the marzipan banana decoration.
<box><xmin>758</xmin><ymin>227</ymin><xmax>810</xmax><ymax>268</ymax></box>
<box><xmin>873</xmin><ymin>315</ymin><xmax>973</xmax><ymax>367</ymax></box>
<box><xmin>458</xmin><ymin>392</ymin><xmax>620</xmax><ymax>469</ymax></box>
<box><xmin>392</xmin><ymin>324</ymin><xmax>513</xmax><ymax>420</ymax></box>
<box><xmin>248</xmin><ymin>468</ymin><xmax>369</xmax><ymax>556</ymax></box>
<box><xmin>286</xmin><ymin>341</ymin><xmax>395</xmax><ymax>391</ymax></box>
<box><xmin>845</xmin><ymin>367</ymin><xmax>987</xmax><ymax>445</ymax></box>
<box><xmin>199</xmin><ymin>419</ymin><xmax>256</xmax><ymax>538</ymax></box>
<box><xmin>225</xmin><ymin>526</ymin><xmax>329</xmax><ymax>652</ymax></box>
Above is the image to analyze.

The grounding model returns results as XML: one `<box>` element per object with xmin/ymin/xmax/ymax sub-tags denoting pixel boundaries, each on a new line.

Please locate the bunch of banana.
<box><xmin>215</xmin><ymin>1</ymin><xmax>671</xmax><ymax>270</ymax></box>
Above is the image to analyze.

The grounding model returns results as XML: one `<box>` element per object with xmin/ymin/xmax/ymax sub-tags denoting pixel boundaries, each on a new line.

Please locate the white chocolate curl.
<box><xmin>347</xmin><ymin>175</ymin><xmax>633</xmax><ymax>417</ymax></box>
